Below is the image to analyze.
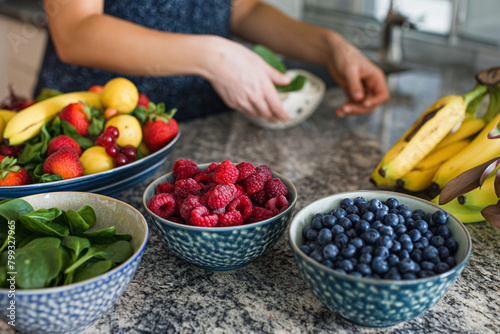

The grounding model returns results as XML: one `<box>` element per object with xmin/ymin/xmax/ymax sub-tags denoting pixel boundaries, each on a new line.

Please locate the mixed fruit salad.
<box><xmin>0</xmin><ymin>78</ymin><xmax>179</xmax><ymax>186</ymax></box>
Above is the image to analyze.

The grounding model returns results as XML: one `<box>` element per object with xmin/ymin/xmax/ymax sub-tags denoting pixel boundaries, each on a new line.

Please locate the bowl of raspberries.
<box><xmin>288</xmin><ymin>190</ymin><xmax>471</xmax><ymax>328</ymax></box>
<box><xmin>143</xmin><ymin>159</ymin><xmax>297</xmax><ymax>271</ymax></box>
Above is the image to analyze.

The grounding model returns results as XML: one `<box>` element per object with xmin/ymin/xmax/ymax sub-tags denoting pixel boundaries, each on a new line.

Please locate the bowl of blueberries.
<box><xmin>288</xmin><ymin>190</ymin><xmax>471</xmax><ymax>328</ymax></box>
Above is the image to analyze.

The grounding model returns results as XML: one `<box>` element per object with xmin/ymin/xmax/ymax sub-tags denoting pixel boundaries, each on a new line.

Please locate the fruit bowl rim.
<box><xmin>288</xmin><ymin>189</ymin><xmax>472</xmax><ymax>285</ymax></box>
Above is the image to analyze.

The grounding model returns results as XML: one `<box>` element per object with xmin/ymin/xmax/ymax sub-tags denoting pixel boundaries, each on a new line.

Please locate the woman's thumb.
<box><xmin>269</xmin><ymin>67</ymin><xmax>291</xmax><ymax>86</ymax></box>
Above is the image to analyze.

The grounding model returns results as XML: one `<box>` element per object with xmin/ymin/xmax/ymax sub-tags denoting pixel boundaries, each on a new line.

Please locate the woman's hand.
<box><xmin>326</xmin><ymin>34</ymin><xmax>390</xmax><ymax>117</ymax></box>
<box><xmin>202</xmin><ymin>37</ymin><xmax>291</xmax><ymax>123</ymax></box>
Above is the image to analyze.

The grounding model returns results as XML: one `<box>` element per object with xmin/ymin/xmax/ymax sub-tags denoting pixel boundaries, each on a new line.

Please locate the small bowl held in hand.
<box><xmin>243</xmin><ymin>69</ymin><xmax>326</xmax><ymax>130</ymax></box>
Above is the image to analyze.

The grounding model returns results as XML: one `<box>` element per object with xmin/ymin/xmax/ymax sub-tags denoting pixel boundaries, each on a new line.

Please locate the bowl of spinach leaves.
<box><xmin>0</xmin><ymin>192</ymin><xmax>149</xmax><ymax>334</ymax></box>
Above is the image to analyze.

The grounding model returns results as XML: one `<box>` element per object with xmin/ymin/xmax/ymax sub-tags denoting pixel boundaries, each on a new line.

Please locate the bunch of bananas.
<box><xmin>371</xmin><ymin>67</ymin><xmax>500</xmax><ymax>223</ymax></box>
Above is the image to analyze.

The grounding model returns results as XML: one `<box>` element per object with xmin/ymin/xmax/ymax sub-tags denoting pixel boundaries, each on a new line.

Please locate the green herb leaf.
<box><xmin>276</xmin><ymin>74</ymin><xmax>306</xmax><ymax>92</ymax></box>
<box><xmin>60</xmin><ymin>120</ymin><xmax>94</xmax><ymax>149</ymax></box>
<box><xmin>253</xmin><ymin>45</ymin><xmax>287</xmax><ymax>74</ymax></box>
<box><xmin>62</xmin><ymin>235</ymin><xmax>91</xmax><ymax>261</ymax></box>
<box><xmin>19</xmin><ymin>211</ymin><xmax>69</xmax><ymax>238</ymax></box>
<box><xmin>73</xmin><ymin>260</ymin><xmax>115</xmax><ymax>283</ymax></box>
<box><xmin>65</xmin><ymin>209</ymin><xmax>90</xmax><ymax>235</ymax></box>
<box><xmin>83</xmin><ymin>226</ymin><xmax>116</xmax><ymax>241</ymax></box>
<box><xmin>77</xmin><ymin>205</ymin><xmax>97</xmax><ymax>229</ymax></box>
<box><xmin>36</xmin><ymin>88</ymin><xmax>63</xmax><ymax>102</ymax></box>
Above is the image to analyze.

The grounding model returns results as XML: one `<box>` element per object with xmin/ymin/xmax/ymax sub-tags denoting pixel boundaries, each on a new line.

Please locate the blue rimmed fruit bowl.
<box><xmin>143</xmin><ymin>162</ymin><xmax>297</xmax><ymax>271</ymax></box>
<box><xmin>289</xmin><ymin>190</ymin><xmax>471</xmax><ymax>328</ymax></box>
<box><xmin>0</xmin><ymin>192</ymin><xmax>149</xmax><ymax>334</ymax></box>
<box><xmin>0</xmin><ymin>130</ymin><xmax>180</xmax><ymax>200</ymax></box>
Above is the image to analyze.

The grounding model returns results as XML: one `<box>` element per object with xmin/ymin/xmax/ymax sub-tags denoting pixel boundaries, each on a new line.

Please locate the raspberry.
<box><xmin>213</xmin><ymin>159</ymin><xmax>239</xmax><ymax>184</ymax></box>
<box><xmin>205</xmin><ymin>162</ymin><xmax>219</xmax><ymax>174</ymax></box>
<box><xmin>174</xmin><ymin>178</ymin><xmax>201</xmax><ymax>198</ymax></box>
<box><xmin>265</xmin><ymin>178</ymin><xmax>288</xmax><ymax>198</ymax></box>
<box><xmin>219</xmin><ymin>211</ymin><xmax>243</xmax><ymax>227</ymax></box>
<box><xmin>148</xmin><ymin>193</ymin><xmax>176</xmax><ymax>219</ymax></box>
<box><xmin>249</xmin><ymin>190</ymin><xmax>267</xmax><ymax>206</ymax></box>
<box><xmin>206</xmin><ymin>184</ymin><xmax>236</xmax><ymax>209</ymax></box>
<box><xmin>236</xmin><ymin>162</ymin><xmax>256</xmax><ymax>182</ymax></box>
<box><xmin>176</xmin><ymin>165</ymin><xmax>202</xmax><ymax>180</ymax></box>
<box><xmin>156</xmin><ymin>181</ymin><xmax>174</xmax><ymax>194</ymax></box>
<box><xmin>233</xmin><ymin>184</ymin><xmax>245</xmax><ymax>198</ymax></box>
<box><xmin>167</xmin><ymin>216</ymin><xmax>185</xmax><ymax>225</ymax></box>
<box><xmin>244</xmin><ymin>173</ymin><xmax>268</xmax><ymax>194</ymax></box>
<box><xmin>228</xmin><ymin>195</ymin><xmax>252</xmax><ymax>222</ymax></box>
<box><xmin>179</xmin><ymin>195</ymin><xmax>205</xmax><ymax>222</ymax></box>
<box><xmin>210</xmin><ymin>207</ymin><xmax>226</xmax><ymax>216</ymax></box>
<box><xmin>174</xmin><ymin>197</ymin><xmax>185</xmax><ymax>217</ymax></box>
<box><xmin>265</xmin><ymin>195</ymin><xmax>289</xmax><ymax>215</ymax></box>
<box><xmin>190</xmin><ymin>206</ymin><xmax>218</xmax><ymax>227</ymax></box>
<box><xmin>248</xmin><ymin>207</ymin><xmax>274</xmax><ymax>224</ymax></box>
<box><xmin>172</xmin><ymin>159</ymin><xmax>197</xmax><ymax>177</ymax></box>
<box><xmin>193</xmin><ymin>172</ymin><xmax>212</xmax><ymax>184</ymax></box>
<box><xmin>256</xmin><ymin>165</ymin><xmax>272</xmax><ymax>180</ymax></box>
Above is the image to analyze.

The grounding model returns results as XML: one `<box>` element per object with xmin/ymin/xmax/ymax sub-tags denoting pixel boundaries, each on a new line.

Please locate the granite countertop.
<box><xmin>3</xmin><ymin>65</ymin><xmax>500</xmax><ymax>333</ymax></box>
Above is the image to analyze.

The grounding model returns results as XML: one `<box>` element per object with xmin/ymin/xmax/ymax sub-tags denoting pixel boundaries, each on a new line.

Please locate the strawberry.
<box><xmin>137</xmin><ymin>93</ymin><xmax>150</xmax><ymax>109</ymax></box>
<box><xmin>139</xmin><ymin>103</ymin><xmax>178</xmax><ymax>153</ymax></box>
<box><xmin>47</xmin><ymin>135</ymin><xmax>82</xmax><ymax>156</ymax></box>
<box><xmin>0</xmin><ymin>156</ymin><xmax>31</xmax><ymax>186</ymax></box>
<box><xmin>43</xmin><ymin>147</ymin><xmax>83</xmax><ymax>179</ymax></box>
<box><xmin>88</xmin><ymin>85</ymin><xmax>104</xmax><ymax>93</ymax></box>
<box><xmin>59</xmin><ymin>102</ymin><xmax>90</xmax><ymax>136</ymax></box>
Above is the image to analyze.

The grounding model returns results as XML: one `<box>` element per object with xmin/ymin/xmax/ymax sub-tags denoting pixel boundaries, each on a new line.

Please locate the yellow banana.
<box><xmin>3</xmin><ymin>92</ymin><xmax>102</xmax><ymax>145</ymax></box>
<box><xmin>431</xmin><ymin>111</ymin><xmax>500</xmax><ymax>190</ymax></box>
<box><xmin>397</xmin><ymin>139</ymin><xmax>470</xmax><ymax>192</ymax></box>
<box><xmin>0</xmin><ymin>116</ymin><xmax>5</xmax><ymax>138</ymax></box>
<box><xmin>379</xmin><ymin>85</ymin><xmax>487</xmax><ymax>180</ymax></box>
<box><xmin>370</xmin><ymin>141</ymin><xmax>405</xmax><ymax>188</ymax></box>
<box><xmin>457</xmin><ymin>174</ymin><xmax>497</xmax><ymax>211</ymax></box>
<box><xmin>434</xmin><ymin>117</ymin><xmax>485</xmax><ymax>150</ymax></box>
<box><xmin>432</xmin><ymin>195</ymin><xmax>485</xmax><ymax>223</ymax></box>
<box><xmin>0</xmin><ymin>110</ymin><xmax>17</xmax><ymax>124</ymax></box>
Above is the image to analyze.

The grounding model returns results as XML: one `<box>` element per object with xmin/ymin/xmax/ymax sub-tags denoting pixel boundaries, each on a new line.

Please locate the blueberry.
<box><xmin>361</xmin><ymin>228</ymin><xmax>380</xmax><ymax>245</ymax></box>
<box><xmin>432</xmin><ymin>210</ymin><xmax>448</xmax><ymax>225</ymax></box>
<box><xmin>306</xmin><ymin>241</ymin><xmax>320</xmax><ymax>251</ymax></box>
<box><xmin>435</xmin><ymin>262</ymin><xmax>450</xmax><ymax>273</ymax></box>
<box><xmin>305</xmin><ymin>228</ymin><xmax>318</xmax><ymax>241</ymax></box>
<box><xmin>349</xmin><ymin>237</ymin><xmax>365</xmax><ymax>249</ymax></box>
<box><xmin>408</xmin><ymin>229</ymin><xmax>422</xmax><ymax>242</ymax></box>
<box><xmin>302</xmin><ymin>225</ymin><xmax>312</xmax><ymax>239</ymax></box>
<box><xmin>446</xmin><ymin>237</ymin><xmax>459</xmax><ymax>255</ymax></box>
<box><xmin>423</xmin><ymin>230</ymin><xmax>433</xmax><ymax>240</ymax></box>
<box><xmin>331</xmin><ymin>208</ymin><xmax>347</xmax><ymax>219</ymax></box>
<box><xmin>350</xmin><ymin>271</ymin><xmax>363</xmax><ymax>278</ymax></box>
<box><xmin>322</xmin><ymin>214</ymin><xmax>337</xmax><ymax>228</ymax></box>
<box><xmin>387</xmin><ymin>254</ymin><xmax>400</xmax><ymax>267</ymax></box>
<box><xmin>317</xmin><ymin>228</ymin><xmax>333</xmax><ymax>245</ymax></box>
<box><xmin>360</xmin><ymin>245</ymin><xmax>374</xmax><ymax>255</ymax></box>
<box><xmin>384</xmin><ymin>213</ymin><xmax>399</xmax><ymax>227</ymax></box>
<box><xmin>359</xmin><ymin>253</ymin><xmax>372</xmax><ymax>264</ymax></box>
<box><xmin>410</xmin><ymin>249</ymin><xmax>423</xmax><ymax>263</ymax></box>
<box><xmin>414</xmin><ymin>219</ymin><xmax>428</xmax><ymax>233</ymax></box>
<box><xmin>372</xmin><ymin>256</ymin><xmax>389</xmax><ymax>274</ymax></box>
<box><xmin>356</xmin><ymin>263</ymin><xmax>372</xmax><ymax>276</ymax></box>
<box><xmin>401</xmin><ymin>240</ymin><xmax>414</xmax><ymax>253</ymax></box>
<box><xmin>437</xmin><ymin>226</ymin><xmax>452</xmax><ymax>239</ymax></box>
<box><xmin>385</xmin><ymin>197</ymin><xmax>399</xmax><ymax>210</ymax></box>
<box><xmin>346</xmin><ymin>205</ymin><xmax>359</xmax><ymax>215</ymax></box>
<box><xmin>397</xmin><ymin>214</ymin><xmax>406</xmax><ymax>225</ymax></box>
<box><xmin>445</xmin><ymin>256</ymin><xmax>457</xmax><ymax>267</ymax></box>
<box><xmin>340</xmin><ymin>259</ymin><xmax>354</xmax><ymax>272</ymax></box>
<box><xmin>346</xmin><ymin>213</ymin><xmax>360</xmax><ymax>223</ymax></box>
<box><xmin>323</xmin><ymin>244</ymin><xmax>339</xmax><ymax>261</ymax></box>
<box><xmin>399</xmin><ymin>207</ymin><xmax>412</xmax><ymax>219</ymax></box>
<box><xmin>374</xmin><ymin>246</ymin><xmax>389</xmax><ymax>259</ymax></box>
<box><xmin>310</xmin><ymin>249</ymin><xmax>324</xmax><ymax>263</ymax></box>
<box><xmin>394</xmin><ymin>224</ymin><xmax>407</xmax><ymax>235</ymax></box>
<box><xmin>430</xmin><ymin>235</ymin><xmax>445</xmax><ymax>248</ymax></box>
<box><xmin>361</xmin><ymin>211</ymin><xmax>375</xmax><ymax>223</ymax></box>
<box><xmin>375</xmin><ymin>208</ymin><xmax>389</xmax><ymax>221</ymax></box>
<box><xmin>421</xmin><ymin>261</ymin><xmax>435</xmax><ymax>271</ymax></box>
<box><xmin>368</xmin><ymin>198</ymin><xmax>383</xmax><ymax>212</ymax></box>
<box><xmin>405</xmin><ymin>218</ymin><xmax>415</xmax><ymax>229</ymax></box>
<box><xmin>420</xmin><ymin>237</ymin><xmax>429</xmax><ymax>247</ymax></box>
<box><xmin>413</xmin><ymin>209</ymin><xmax>426</xmax><ymax>218</ymax></box>
<box><xmin>413</xmin><ymin>242</ymin><xmax>424</xmax><ymax>250</ymax></box>
<box><xmin>371</xmin><ymin>220</ymin><xmax>384</xmax><ymax>230</ymax></box>
<box><xmin>354</xmin><ymin>197</ymin><xmax>368</xmax><ymax>206</ymax></box>
<box><xmin>390</xmin><ymin>240</ymin><xmax>402</xmax><ymax>253</ymax></box>
<box><xmin>355</xmin><ymin>220</ymin><xmax>371</xmax><ymax>233</ymax></box>
<box><xmin>402</xmin><ymin>273</ymin><xmax>417</xmax><ymax>280</ymax></box>
<box><xmin>358</xmin><ymin>205</ymin><xmax>369</xmax><ymax>216</ymax></box>
<box><xmin>334</xmin><ymin>233</ymin><xmax>349</xmax><ymax>247</ymax></box>
<box><xmin>399</xmin><ymin>258</ymin><xmax>418</xmax><ymax>273</ymax></box>
<box><xmin>341</xmin><ymin>244</ymin><xmax>357</xmax><ymax>258</ymax></box>
<box><xmin>345</xmin><ymin>229</ymin><xmax>358</xmax><ymax>239</ymax></box>
<box><xmin>384</xmin><ymin>269</ymin><xmax>402</xmax><ymax>280</ymax></box>
<box><xmin>341</xmin><ymin>198</ymin><xmax>355</xmax><ymax>209</ymax></box>
<box><xmin>311</xmin><ymin>216</ymin><xmax>323</xmax><ymax>230</ymax></box>
<box><xmin>418</xmin><ymin>270</ymin><xmax>436</xmax><ymax>278</ymax></box>
<box><xmin>438</xmin><ymin>246</ymin><xmax>450</xmax><ymax>260</ymax></box>
<box><xmin>379</xmin><ymin>225</ymin><xmax>395</xmax><ymax>238</ymax></box>
<box><xmin>299</xmin><ymin>244</ymin><xmax>312</xmax><ymax>255</ymax></box>
<box><xmin>331</xmin><ymin>224</ymin><xmax>345</xmax><ymax>236</ymax></box>
<box><xmin>376</xmin><ymin>236</ymin><xmax>394</xmax><ymax>249</ymax></box>
<box><xmin>388</xmin><ymin>209</ymin><xmax>399</xmax><ymax>214</ymax></box>
<box><xmin>398</xmin><ymin>233</ymin><xmax>411</xmax><ymax>244</ymax></box>
<box><xmin>336</xmin><ymin>269</ymin><xmax>346</xmax><ymax>274</ymax></box>
<box><xmin>322</xmin><ymin>259</ymin><xmax>334</xmax><ymax>269</ymax></box>
<box><xmin>339</xmin><ymin>217</ymin><xmax>353</xmax><ymax>230</ymax></box>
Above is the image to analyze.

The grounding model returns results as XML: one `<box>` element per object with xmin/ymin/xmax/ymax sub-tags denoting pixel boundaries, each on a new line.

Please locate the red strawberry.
<box><xmin>88</xmin><ymin>85</ymin><xmax>104</xmax><ymax>93</ymax></box>
<box><xmin>47</xmin><ymin>135</ymin><xmax>82</xmax><ymax>156</ymax></box>
<box><xmin>137</xmin><ymin>93</ymin><xmax>150</xmax><ymax>109</ymax></box>
<box><xmin>142</xmin><ymin>108</ymin><xmax>178</xmax><ymax>153</ymax></box>
<box><xmin>0</xmin><ymin>156</ymin><xmax>31</xmax><ymax>186</ymax></box>
<box><xmin>59</xmin><ymin>102</ymin><xmax>90</xmax><ymax>136</ymax></box>
<box><xmin>43</xmin><ymin>147</ymin><xmax>83</xmax><ymax>179</ymax></box>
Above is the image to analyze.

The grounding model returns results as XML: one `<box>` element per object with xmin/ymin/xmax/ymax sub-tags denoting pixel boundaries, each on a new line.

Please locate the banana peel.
<box><xmin>432</xmin><ymin>195</ymin><xmax>485</xmax><ymax>223</ymax></box>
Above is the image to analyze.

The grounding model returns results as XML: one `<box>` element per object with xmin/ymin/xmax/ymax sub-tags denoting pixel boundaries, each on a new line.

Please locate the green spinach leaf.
<box><xmin>253</xmin><ymin>45</ymin><xmax>287</xmax><ymax>74</ymax></box>
<box><xmin>276</xmin><ymin>74</ymin><xmax>306</xmax><ymax>92</ymax></box>
<box><xmin>16</xmin><ymin>247</ymin><xmax>62</xmax><ymax>289</ymax></box>
<box><xmin>74</xmin><ymin>260</ymin><xmax>115</xmax><ymax>283</ymax></box>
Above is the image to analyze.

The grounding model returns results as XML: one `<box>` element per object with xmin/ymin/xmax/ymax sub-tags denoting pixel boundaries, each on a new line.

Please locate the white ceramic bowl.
<box><xmin>244</xmin><ymin>69</ymin><xmax>326</xmax><ymax>130</ymax></box>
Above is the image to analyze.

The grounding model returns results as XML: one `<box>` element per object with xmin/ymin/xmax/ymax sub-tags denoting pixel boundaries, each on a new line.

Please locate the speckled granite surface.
<box><xmin>2</xmin><ymin>65</ymin><xmax>500</xmax><ymax>333</ymax></box>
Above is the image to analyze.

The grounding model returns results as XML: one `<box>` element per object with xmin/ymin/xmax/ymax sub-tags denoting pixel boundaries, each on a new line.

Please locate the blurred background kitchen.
<box><xmin>1</xmin><ymin>0</ymin><xmax>500</xmax><ymax>100</ymax></box>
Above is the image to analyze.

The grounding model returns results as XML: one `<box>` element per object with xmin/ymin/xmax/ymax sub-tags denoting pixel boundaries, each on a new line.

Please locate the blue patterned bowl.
<box><xmin>0</xmin><ymin>130</ymin><xmax>180</xmax><ymax>200</ymax></box>
<box><xmin>143</xmin><ymin>164</ymin><xmax>297</xmax><ymax>271</ymax></box>
<box><xmin>0</xmin><ymin>192</ymin><xmax>149</xmax><ymax>334</ymax></box>
<box><xmin>289</xmin><ymin>190</ymin><xmax>471</xmax><ymax>328</ymax></box>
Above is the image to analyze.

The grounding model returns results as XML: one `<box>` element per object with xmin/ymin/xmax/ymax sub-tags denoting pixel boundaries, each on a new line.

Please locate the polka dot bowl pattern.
<box><xmin>0</xmin><ymin>192</ymin><xmax>149</xmax><ymax>334</ymax></box>
<box><xmin>288</xmin><ymin>190</ymin><xmax>472</xmax><ymax>328</ymax></box>
<box><xmin>0</xmin><ymin>129</ymin><xmax>180</xmax><ymax>201</ymax></box>
<box><xmin>143</xmin><ymin>164</ymin><xmax>297</xmax><ymax>271</ymax></box>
